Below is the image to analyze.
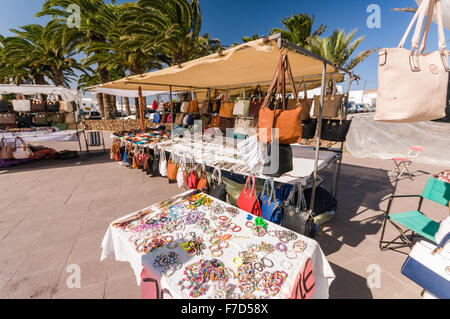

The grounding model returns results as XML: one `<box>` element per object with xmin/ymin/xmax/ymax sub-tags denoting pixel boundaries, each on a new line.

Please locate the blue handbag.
<box><xmin>153</xmin><ymin>112</ymin><xmax>161</xmax><ymax>124</ymax></box>
<box><xmin>259</xmin><ymin>178</ymin><xmax>283</xmax><ymax>225</ymax></box>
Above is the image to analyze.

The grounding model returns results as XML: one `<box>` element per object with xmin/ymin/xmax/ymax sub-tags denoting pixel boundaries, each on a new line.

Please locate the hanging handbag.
<box><xmin>259</xmin><ymin>178</ymin><xmax>283</xmax><ymax>225</ymax></box>
<box><xmin>262</xmin><ymin>143</ymin><xmax>293</xmax><ymax>178</ymax></box>
<box><xmin>0</xmin><ymin>138</ymin><xmax>13</xmax><ymax>160</ymax></box>
<box><xmin>153</xmin><ymin>112</ymin><xmax>161</xmax><ymax>124</ymax></box>
<box><xmin>160</xmin><ymin>112</ymin><xmax>167</xmax><ymax>124</ymax></box>
<box><xmin>209</xmin><ymin>168</ymin><xmax>227</xmax><ymax>201</ymax></box>
<box><xmin>249</xmin><ymin>85</ymin><xmax>264</xmax><ymax>117</ymax></box>
<box><xmin>287</xmin><ymin>81</ymin><xmax>313</xmax><ymax>121</ymax></box>
<box><xmin>219</xmin><ymin>117</ymin><xmax>235</xmax><ymax>135</ymax></box>
<box><xmin>301</xmin><ymin>118</ymin><xmax>317</xmax><ymax>139</ymax></box>
<box><xmin>0</xmin><ymin>113</ymin><xmax>17</xmax><ymax>125</ymax></box>
<box><xmin>211</xmin><ymin>98</ymin><xmax>221</xmax><ymax>114</ymax></box>
<box><xmin>282</xmin><ymin>184</ymin><xmax>315</xmax><ymax>237</ymax></box>
<box><xmin>166</xmin><ymin>113</ymin><xmax>172</xmax><ymax>123</ymax></box>
<box><xmin>375</xmin><ymin>0</ymin><xmax>448</xmax><ymax>123</ymax></box>
<box><xmin>219</xmin><ymin>92</ymin><xmax>235</xmax><ymax>119</ymax></box>
<box><xmin>64</xmin><ymin>112</ymin><xmax>76</xmax><ymax>124</ymax></box>
<box><xmin>233</xmin><ymin>88</ymin><xmax>250</xmax><ymax>117</ymax></box>
<box><xmin>157</xmin><ymin>101</ymin><xmax>165</xmax><ymax>112</ymax></box>
<box><xmin>50</xmin><ymin>112</ymin><xmax>65</xmax><ymax>124</ymax></box>
<box><xmin>313</xmin><ymin>78</ymin><xmax>344</xmax><ymax>119</ymax></box>
<box><xmin>177</xmin><ymin>155</ymin><xmax>187</xmax><ymax>188</ymax></box>
<box><xmin>12</xmin><ymin>137</ymin><xmax>33</xmax><ymax>159</ymax></box>
<box><xmin>33</xmin><ymin>113</ymin><xmax>50</xmax><ymax>126</ymax></box>
<box><xmin>188</xmin><ymin>159</ymin><xmax>198</xmax><ymax>190</ymax></box>
<box><xmin>167</xmin><ymin>152</ymin><xmax>179</xmax><ymax>181</ymax></box>
<box><xmin>200</xmin><ymin>90</ymin><xmax>211</xmax><ymax>114</ymax></box>
<box><xmin>159</xmin><ymin>149</ymin><xmax>167</xmax><ymax>177</ymax></box>
<box><xmin>237</xmin><ymin>175</ymin><xmax>262</xmax><ymax>216</ymax></box>
<box><xmin>320</xmin><ymin>119</ymin><xmax>352</xmax><ymax>142</ymax></box>
<box><xmin>259</xmin><ymin>54</ymin><xmax>303</xmax><ymax>145</ymax></box>
<box><xmin>189</xmin><ymin>92</ymin><xmax>199</xmax><ymax>113</ymax></box>
<box><xmin>46</xmin><ymin>93</ymin><xmax>60</xmax><ymax>112</ymax></box>
<box><xmin>152</xmin><ymin>100</ymin><xmax>158</xmax><ymax>111</ymax></box>
<box><xmin>401</xmin><ymin>238</ymin><xmax>450</xmax><ymax>299</ymax></box>
<box><xmin>209</xmin><ymin>115</ymin><xmax>221</xmax><ymax>128</ymax></box>
<box><xmin>16</xmin><ymin>113</ymin><xmax>33</xmax><ymax>128</ymax></box>
<box><xmin>12</xmin><ymin>93</ymin><xmax>31</xmax><ymax>112</ymax></box>
<box><xmin>175</xmin><ymin>113</ymin><xmax>185</xmax><ymax>125</ymax></box>
<box><xmin>151</xmin><ymin>151</ymin><xmax>160</xmax><ymax>177</ymax></box>
<box><xmin>234</xmin><ymin>117</ymin><xmax>256</xmax><ymax>137</ymax></box>
<box><xmin>180</xmin><ymin>100</ymin><xmax>190</xmax><ymax>113</ymax></box>
<box><xmin>0</xmin><ymin>97</ymin><xmax>12</xmax><ymax>113</ymax></box>
<box><xmin>197</xmin><ymin>164</ymin><xmax>209</xmax><ymax>192</ymax></box>
<box><xmin>30</xmin><ymin>93</ymin><xmax>46</xmax><ymax>112</ymax></box>
<box><xmin>59</xmin><ymin>100</ymin><xmax>75</xmax><ymax>112</ymax></box>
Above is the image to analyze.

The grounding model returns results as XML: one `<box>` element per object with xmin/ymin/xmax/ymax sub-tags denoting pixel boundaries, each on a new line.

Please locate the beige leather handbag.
<box><xmin>313</xmin><ymin>78</ymin><xmax>344</xmax><ymax>119</ymax></box>
<box><xmin>375</xmin><ymin>0</ymin><xmax>448</xmax><ymax>123</ymax></box>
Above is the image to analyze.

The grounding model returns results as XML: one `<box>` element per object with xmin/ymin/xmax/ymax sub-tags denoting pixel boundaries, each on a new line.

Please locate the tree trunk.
<box><xmin>103</xmin><ymin>94</ymin><xmax>116</xmax><ymax>119</ymax></box>
<box><xmin>134</xmin><ymin>97</ymin><xmax>140</xmax><ymax>119</ymax></box>
<box><xmin>124</xmin><ymin>97</ymin><xmax>131</xmax><ymax>116</ymax></box>
<box><xmin>96</xmin><ymin>93</ymin><xmax>105</xmax><ymax>118</ymax></box>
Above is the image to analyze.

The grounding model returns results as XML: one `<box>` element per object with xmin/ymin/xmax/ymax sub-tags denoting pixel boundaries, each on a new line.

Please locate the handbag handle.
<box><xmin>433</xmin><ymin>232</ymin><xmax>450</xmax><ymax>255</ymax></box>
<box><xmin>262</xmin><ymin>178</ymin><xmax>276</xmax><ymax>204</ymax></box>
<box><xmin>244</xmin><ymin>174</ymin><xmax>256</xmax><ymax>196</ymax></box>
<box><xmin>13</xmin><ymin>136</ymin><xmax>26</xmax><ymax>151</ymax></box>
<box><xmin>212</xmin><ymin>167</ymin><xmax>222</xmax><ymax>185</ymax></box>
<box><xmin>298</xmin><ymin>81</ymin><xmax>308</xmax><ymax>101</ymax></box>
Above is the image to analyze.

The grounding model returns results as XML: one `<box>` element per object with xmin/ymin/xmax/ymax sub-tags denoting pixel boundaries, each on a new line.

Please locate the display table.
<box><xmin>101</xmin><ymin>190</ymin><xmax>335</xmax><ymax>299</ymax></box>
<box><xmin>0</xmin><ymin>129</ymin><xmax>81</xmax><ymax>145</ymax></box>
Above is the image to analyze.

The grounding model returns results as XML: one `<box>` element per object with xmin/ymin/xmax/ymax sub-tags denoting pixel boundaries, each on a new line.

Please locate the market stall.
<box><xmin>101</xmin><ymin>190</ymin><xmax>335</xmax><ymax>299</ymax></box>
<box><xmin>0</xmin><ymin>84</ymin><xmax>84</xmax><ymax>163</ymax></box>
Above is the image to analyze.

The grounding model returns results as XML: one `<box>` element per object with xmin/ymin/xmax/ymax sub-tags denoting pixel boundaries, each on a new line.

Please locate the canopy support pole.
<box><xmin>121</xmin><ymin>96</ymin><xmax>124</xmax><ymax>132</ymax></box>
<box><xmin>310</xmin><ymin>62</ymin><xmax>327</xmax><ymax>214</ymax></box>
<box><xmin>169</xmin><ymin>86</ymin><xmax>174</xmax><ymax>141</ymax></box>
<box><xmin>138</xmin><ymin>86</ymin><xmax>145</xmax><ymax>133</ymax></box>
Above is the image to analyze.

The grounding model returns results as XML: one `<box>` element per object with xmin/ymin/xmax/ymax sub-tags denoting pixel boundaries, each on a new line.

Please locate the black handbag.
<box><xmin>209</xmin><ymin>168</ymin><xmax>227</xmax><ymax>202</ymax></box>
<box><xmin>302</xmin><ymin>118</ymin><xmax>317</xmax><ymax>139</ymax></box>
<box><xmin>30</xmin><ymin>93</ymin><xmax>46</xmax><ymax>112</ymax></box>
<box><xmin>16</xmin><ymin>113</ymin><xmax>33</xmax><ymax>128</ymax></box>
<box><xmin>303</xmin><ymin>186</ymin><xmax>337</xmax><ymax>216</ymax></box>
<box><xmin>320</xmin><ymin>119</ymin><xmax>352</xmax><ymax>142</ymax></box>
<box><xmin>282</xmin><ymin>184</ymin><xmax>315</xmax><ymax>238</ymax></box>
<box><xmin>32</xmin><ymin>113</ymin><xmax>50</xmax><ymax>126</ymax></box>
<box><xmin>0</xmin><ymin>99</ymin><xmax>12</xmax><ymax>112</ymax></box>
<box><xmin>151</xmin><ymin>152</ymin><xmax>161</xmax><ymax>177</ymax></box>
<box><xmin>262</xmin><ymin>143</ymin><xmax>293</xmax><ymax>178</ymax></box>
<box><xmin>46</xmin><ymin>93</ymin><xmax>60</xmax><ymax>112</ymax></box>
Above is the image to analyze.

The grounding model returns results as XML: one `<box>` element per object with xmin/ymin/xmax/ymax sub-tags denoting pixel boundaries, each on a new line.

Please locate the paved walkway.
<box><xmin>0</xmin><ymin>137</ymin><xmax>447</xmax><ymax>299</ymax></box>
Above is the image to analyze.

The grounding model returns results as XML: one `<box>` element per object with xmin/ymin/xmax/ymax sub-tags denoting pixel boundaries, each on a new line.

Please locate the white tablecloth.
<box><xmin>1</xmin><ymin>130</ymin><xmax>81</xmax><ymax>145</ymax></box>
<box><xmin>101</xmin><ymin>191</ymin><xmax>335</xmax><ymax>299</ymax></box>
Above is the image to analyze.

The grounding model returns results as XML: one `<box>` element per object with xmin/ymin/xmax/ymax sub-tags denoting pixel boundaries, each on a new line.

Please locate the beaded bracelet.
<box><xmin>285</xmin><ymin>250</ymin><xmax>298</xmax><ymax>260</ymax></box>
<box><xmin>232</xmin><ymin>225</ymin><xmax>242</xmax><ymax>232</ymax></box>
<box><xmin>275</xmin><ymin>242</ymin><xmax>287</xmax><ymax>252</ymax></box>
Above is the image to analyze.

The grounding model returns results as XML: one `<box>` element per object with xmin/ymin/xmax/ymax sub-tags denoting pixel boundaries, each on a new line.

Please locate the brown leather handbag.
<box><xmin>249</xmin><ymin>85</ymin><xmax>264</xmax><ymax>117</ymax></box>
<box><xmin>30</xmin><ymin>93</ymin><xmax>46</xmax><ymax>112</ymax></box>
<box><xmin>0</xmin><ymin>138</ymin><xmax>13</xmax><ymax>159</ymax></box>
<box><xmin>0</xmin><ymin>113</ymin><xmax>16</xmax><ymax>125</ymax></box>
<box><xmin>287</xmin><ymin>81</ymin><xmax>312</xmax><ymax>121</ymax></box>
<box><xmin>209</xmin><ymin>115</ymin><xmax>221</xmax><ymax>127</ymax></box>
<box><xmin>175</xmin><ymin>113</ymin><xmax>185</xmax><ymax>125</ymax></box>
<box><xmin>167</xmin><ymin>153</ymin><xmax>179</xmax><ymax>181</ymax></box>
<box><xmin>189</xmin><ymin>93</ymin><xmax>199</xmax><ymax>113</ymax></box>
<box><xmin>219</xmin><ymin>118</ymin><xmax>235</xmax><ymax>134</ymax></box>
<box><xmin>259</xmin><ymin>54</ymin><xmax>303</xmax><ymax>145</ymax></box>
<box><xmin>199</xmin><ymin>90</ymin><xmax>211</xmax><ymax>114</ymax></box>
<box><xmin>219</xmin><ymin>92</ymin><xmax>234</xmax><ymax>119</ymax></box>
<box><xmin>197</xmin><ymin>164</ymin><xmax>209</xmax><ymax>192</ymax></box>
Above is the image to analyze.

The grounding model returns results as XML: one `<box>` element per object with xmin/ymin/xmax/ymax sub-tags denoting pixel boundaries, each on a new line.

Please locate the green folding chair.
<box><xmin>379</xmin><ymin>177</ymin><xmax>450</xmax><ymax>251</ymax></box>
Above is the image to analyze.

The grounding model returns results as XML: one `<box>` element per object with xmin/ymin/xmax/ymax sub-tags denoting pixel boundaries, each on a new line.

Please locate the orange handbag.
<box><xmin>189</xmin><ymin>93</ymin><xmax>199</xmax><ymax>113</ymax></box>
<box><xmin>167</xmin><ymin>153</ymin><xmax>179</xmax><ymax>181</ymax></box>
<box><xmin>219</xmin><ymin>92</ymin><xmax>234</xmax><ymax>119</ymax></box>
<box><xmin>200</xmin><ymin>90</ymin><xmax>211</xmax><ymax>114</ymax></box>
<box><xmin>197</xmin><ymin>164</ymin><xmax>209</xmax><ymax>192</ymax></box>
<box><xmin>259</xmin><ymin>54</ymin><xmax>303</xmax><ymax>145</ymax></box>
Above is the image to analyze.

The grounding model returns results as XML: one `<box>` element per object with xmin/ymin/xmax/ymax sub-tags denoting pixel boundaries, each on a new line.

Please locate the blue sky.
<box><xmin>0</xmin><ymin>0</ymin><xmax>442</xmax><ymax>91</ymax></box>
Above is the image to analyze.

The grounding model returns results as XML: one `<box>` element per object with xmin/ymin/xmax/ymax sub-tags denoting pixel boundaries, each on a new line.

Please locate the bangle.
<box><xmin>218</xmin><ymin>215</ymin><xmax>229</xmax><ymax>221</ymax></box>
<box><xmin>211</xmin><ymin>249</ymin><xmax>223</xmax><ymax>257</ymax></box>
<box><xmin>219</xmin><ymin>241</ymin><xmax>229</xmax><ymax>249</ymax></box>
<box><xmin>281</xmin><ymin>259</ymin><xmax>293</xmax><ymax>270</ymax></box>
<box><xmin>167</xmin><ymin>241</ymin><xmax>178</xmax><ymax>250</ymax></box>
<box><xmin>232</xmin><ymin>225</ymin><xmax>241</xmax><ymax>232</ymax></box>
<box><xmin>285</xmin><ymin>250</ymin><xmax>297</xmax><ymax>260</ymax></box>
<box><xmin>233</xmin><ymin>257</ymin><xmax>243</xmax><ymax>266</ymax></box>
<box><xmin>261</xmin><ymin>257</ymin><xmax>274</xmax><ymax>268</ymax></box>
<box><xmin>245</xmin><ymin>221</ymin><xmax>254</xmax><ymax>228</ymax></box>
<box><xmin>275</xmin><ymin>242</ymin><xmax>287</xmax><ymax>252</ymax></box>
<box><xmin>253</xmin><ymin>262</ymin><xmax>264</xmax><ymax>272</ymax></box>
<box><xmin>164</xmin><ymin>235</ymin><xmax>174</xmax><ymax>243</ymax></box>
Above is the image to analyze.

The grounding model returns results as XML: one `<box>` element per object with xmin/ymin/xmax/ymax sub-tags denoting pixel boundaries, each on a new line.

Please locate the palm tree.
<box><xmin>271</xmin><ymin>13</ymin><xmax>327</xmax><ymax>48</ymax></box>
<box><xmin>308</xmin><ymin>29</ymin><xmax>377</xmax><ymax>71</ymax></box>
<box><xmin>37</xmin><ymin>0</ymin><xmax>119</xmax><ymax>118</ymax></box>
<box><xmin>0</xmin><ymin>22</ymin><xmax>83</xmax><ymax>87</ymax></box>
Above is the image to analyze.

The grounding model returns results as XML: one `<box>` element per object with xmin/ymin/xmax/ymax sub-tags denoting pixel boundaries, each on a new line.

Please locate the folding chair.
<box><xmin>379</xmin><ymin>177</ymin><xmax>450</xmax><ymax>251</ymax></box>
<box><xmin>389</xmin><ymin>145</ymin><xmax>424</xmax><ymax>180</ymax></box>
<box><xmin>83</xmin><ymin>130</ymin><xmax>106</xmax><ymax>156</ymax></box>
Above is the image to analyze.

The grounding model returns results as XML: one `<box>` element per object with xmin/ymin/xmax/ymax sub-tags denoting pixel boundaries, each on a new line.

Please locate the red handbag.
<box><xmin>237</xmin><ymin>175</ymin><xmax>261</xmax><ymax>216</ymax></box>
<box><xmin>188</xmin><ymin>159</ymin><xmax>198</xmax><ymax>190</ymax></box>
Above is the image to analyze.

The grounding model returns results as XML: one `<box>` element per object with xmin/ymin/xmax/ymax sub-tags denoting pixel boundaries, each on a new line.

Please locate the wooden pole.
<box><xmin>138</xmin><ymin>86</ymin><xmax>145</xmax><ymax>132</ymax></box>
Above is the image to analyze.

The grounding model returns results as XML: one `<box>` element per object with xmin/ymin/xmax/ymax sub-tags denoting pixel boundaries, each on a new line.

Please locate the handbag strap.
<box><xmin>244</xmin><ymin>174</ymin><xmax>256</xmax><ymax>195</ymax></box>
<box><xmin>433</xmin><ymin>232</ymin><xmax>450</xmax><ymax>254</ymax></box>
<box><xmin>212</xmin><ymin>167</ymin><xmax>222</xmax><ymax>184</ymax></box>
<box><xmin>14</xmin><ymin>136</ymin><xmax>26</xmax><ymax>150</ymax></box>
<box><xmin>262</xmin><ymin>178</ymin><xmax>276</xmax><ymax>204</ymax></box>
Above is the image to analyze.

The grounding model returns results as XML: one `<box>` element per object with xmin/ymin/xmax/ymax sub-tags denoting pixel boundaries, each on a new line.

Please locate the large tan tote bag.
<box><xmin>375</xmin><ymin>0</ymin><xmax>449</xmax><ymax>123</ymax></box>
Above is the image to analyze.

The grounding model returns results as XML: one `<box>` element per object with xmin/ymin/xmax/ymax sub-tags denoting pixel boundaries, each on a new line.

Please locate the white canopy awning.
<box><xmin>0</xmin><ymin>84</ymin><xmax>81</xmax><ymax>102</ymax></box>
<box><xmin>91</xmin><ymin>88</ymin><xmax>177</xmax><ymax>98</ymax></box>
